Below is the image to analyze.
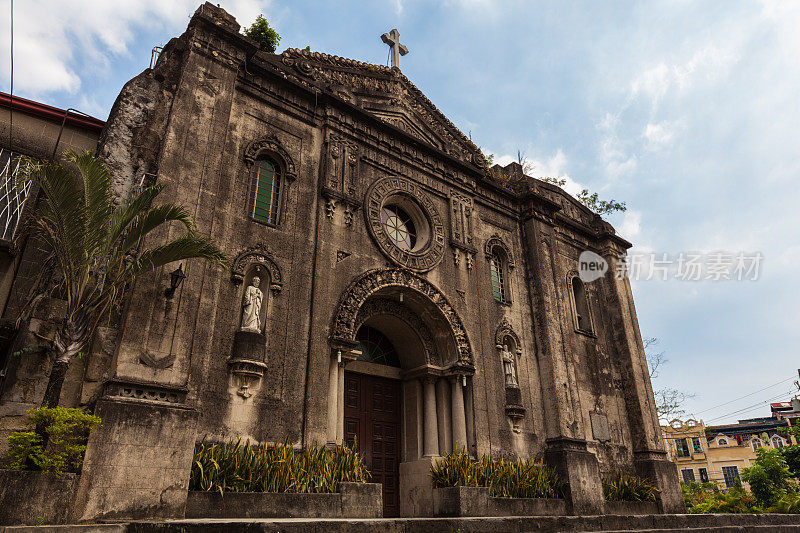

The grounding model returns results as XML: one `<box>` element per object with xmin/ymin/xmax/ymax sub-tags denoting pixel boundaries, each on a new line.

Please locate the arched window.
<box><xmin>751</xmin><ymin>437</ymin><xmax>764</xmax><ymax>452</ymax></box>
<box><xmin>355</xmin><ymin>326</ymin><xmax>401</xmax><ymax>368</ymax></box>
<box><xmin>772</xmin><ymin>435</ymin><xmax>786</xmax><ymax>449</ymax></box>
<box><xmin>253</xmin><ymin>159</ymin><xmax>281</xmax><ymax>225</ymax></box>
<box><xmin>570</xmin><ymin>276</ymin><xmax>592</xmax><ymax>333</ymax></box>
<box><xmin>717</xmin><ymin>437</ymin><xmax>728</xmax><ymax>446</ymax></box>
<box><xmin>490</xmin><ymin>251</ymin><xmax>506</xmax><ymax>303</ymax></box>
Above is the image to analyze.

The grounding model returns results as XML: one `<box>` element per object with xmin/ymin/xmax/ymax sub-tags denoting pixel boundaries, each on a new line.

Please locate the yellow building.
<box><xmin>662</xmin><ymin>418</ymin><xmax>796</xmax><ymax>490</ymax></box>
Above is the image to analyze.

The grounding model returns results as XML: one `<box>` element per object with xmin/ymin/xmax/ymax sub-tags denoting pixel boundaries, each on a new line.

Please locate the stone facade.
<box><xmin>0</xmin><ymin>2</ymin><xmax>682</xmax><ymax>519</ymax></box>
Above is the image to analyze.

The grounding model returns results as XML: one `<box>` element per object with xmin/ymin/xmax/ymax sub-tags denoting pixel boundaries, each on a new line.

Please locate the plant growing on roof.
<box><xmin>243</xmin><ymin>15</ymin><xmax>281</xmax><ymax>53</ymax></box>
<box><xmin>17</xmin><ymin>150</ymin><xmax>227</xmax><ymax>408</ymax></box>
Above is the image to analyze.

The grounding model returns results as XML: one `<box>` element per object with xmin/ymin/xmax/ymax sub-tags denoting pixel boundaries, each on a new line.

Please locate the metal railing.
<box><xmin>0</xmin><ymin>148</ymin><xmax>31</xmax><ymax>242</ymax></box>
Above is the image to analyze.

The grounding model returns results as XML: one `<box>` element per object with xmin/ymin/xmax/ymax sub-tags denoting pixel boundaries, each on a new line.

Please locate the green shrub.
<box><xmin>243</xmin><ymin>15</ymin><xmax>280</xmax><ymax>53</ymax></box>
<box><xmin>4</xmin><ymin>407</ymin><xmax>100</xmax><ymax>476</ymax></box>
<box><xmin>602</xmin><ymin>471</ymin><xmax>658</xmax><ymax>502</ymax></box>
<box><xmin>681</xmin><ymin>481</ymin><xmax>720</xmax><ymax>508</ymax></box>
<box><xmin>430</xmin><ymin>450</ymin><xmax>565</xmax><ymax>499</ymax></box>
<box><xmin>768</xmin><ymin>491</ymin><xmax>800</xmax><ymax>514</ymax></box>
<box><xmin>689</xmin><ymin>485</ymin><xmax>762</xmax><ymax>514</ymax></box>
<box><xmin>743</xmin><ymin>448</ymin><xmax>794</xmax><ymax>507</ymax></box>
<box><xmin>189</xmin><ymin>437</ymin><xmax>370</xmax><ymax>494</ymax></box>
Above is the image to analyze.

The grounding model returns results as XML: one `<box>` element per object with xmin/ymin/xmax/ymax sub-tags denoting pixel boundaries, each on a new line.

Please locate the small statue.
<box><xmin>241</xmin><ymin>276</ymin><xmax>263</xmax><ymax>332</ymax></box>
<box><xmin>500</xmin><ymin>344</ymin><xmax>518</xmax><ymax>388</ymax></box>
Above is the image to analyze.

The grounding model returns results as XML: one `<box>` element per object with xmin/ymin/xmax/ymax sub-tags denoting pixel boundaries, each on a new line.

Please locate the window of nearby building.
<box><xmin>717</xmin><ymin>437</ymin><xmax>728</xmax><ymax>446</ymax></box>
<box><xmin>490</xmin><ymin>251</ymin><xmax>506</xmax><ymax>302</ymax></box>
<box><xmin>675</xmin><ymin>438</ymin><xmax>690</xmax><ymax>458</ymax></box>
<box><xmin>681</xmin><ymin>468</ymin><xmax>696</xmax><ymax>482</ymax></box>
<box><xmin>772</xmin><ymin>435</ymin><xmax>786</xmax><ymax>449</ymax></box>
<box><xmin>751</xmin><ymin>438</ymin><xmax>764</xmax><ymax>452</ymax></box>
<box><xmin>722</xmin><ymin>466</ymin><xmax>740</xmax><ymax>488</ymax></box>
<box><xmin>699</xmin><ymin>467</ymin><xmax>709</xmax><ymax>483</ymax></box>
<box><xmin>692</xmin><ymin>437</ymin><xmax>703</xmax><ymax>454</ymax></box>
<box><xmin>253</xmin><ymin>159</ymin><xmax>281</xmax><ymax>225</ymax></box>
<box><xmin>570</xmin><ymin>276</ymin><xmax>592</xmax><ymax>333</ymax></box>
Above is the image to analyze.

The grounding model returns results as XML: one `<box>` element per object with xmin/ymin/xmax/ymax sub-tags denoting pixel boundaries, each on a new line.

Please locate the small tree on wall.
<box><xmin>17</xmin><ymin>150</ymin><xmax>227</xmax><ymax>408</ymax></box>
<box><xmin>243</xmin><ymin>15</ymin><xmax>281</xmax><ymax>53</ymax></box>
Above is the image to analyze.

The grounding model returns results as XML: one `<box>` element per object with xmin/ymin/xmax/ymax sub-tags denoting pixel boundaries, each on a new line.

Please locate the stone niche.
<box><xmin>227</xmin><ymin>245</ymin><xmax>282</xmax><ymax>400</ymax></box>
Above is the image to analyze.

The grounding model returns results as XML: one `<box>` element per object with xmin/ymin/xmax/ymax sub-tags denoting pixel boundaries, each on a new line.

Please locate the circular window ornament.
<box><xmin>365</xmin><ymin>176</ymin><xmax>445</xmax><ymax>272</ymax></box>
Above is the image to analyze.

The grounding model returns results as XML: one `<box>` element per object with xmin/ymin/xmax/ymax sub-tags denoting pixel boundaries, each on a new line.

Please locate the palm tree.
<box><xmin>18</xmin><ymin>150</ymin><xmax>226</xmax><ymax>408</ymax></box>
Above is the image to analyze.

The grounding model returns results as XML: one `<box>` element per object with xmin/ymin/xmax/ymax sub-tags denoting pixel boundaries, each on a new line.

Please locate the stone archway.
<box><xmin>328</xmin><ymin>268</ymin><xmax>476</xmax><ymax>517</ymax></box>
<box><xmin>330</xmin><ymin>268</ymin><xmax>474</xmax><ymax>368</ymax></box>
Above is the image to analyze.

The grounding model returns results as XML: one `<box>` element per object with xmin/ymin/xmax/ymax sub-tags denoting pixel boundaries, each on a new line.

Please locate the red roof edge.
<box><xmin>0</xmin><ymin>92</ymin><xmax>105</xmax><ymax>134</ymax></box>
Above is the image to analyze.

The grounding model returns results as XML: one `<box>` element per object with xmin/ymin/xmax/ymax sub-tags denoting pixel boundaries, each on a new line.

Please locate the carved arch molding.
<box><xmin>331</xmin><ymin>268</ymin><xmax>473</xmax><ymax>366</ymax></box>
<box><xmin>495</xmin><ymin>317</ymin><xmax>521</xmax><ymax>349</ymax></box>
<box><xmin>354</xmin><ymin>298</ymin><xmax>441</xmax><ymax>366</ymax></box>
<box><xmin>484</xmin><ymin>234</ymin><xmax>515</xmax><ymax>270</ymax></box>
<box><xmin>231</xmin><ymin>243</ymin><xmax>283</xmax><ymax>293</ymax></box>
<box><xmin>243</xmin><ymin>135</ymin><xmax>298</xmax><ymax>181</ymax></box>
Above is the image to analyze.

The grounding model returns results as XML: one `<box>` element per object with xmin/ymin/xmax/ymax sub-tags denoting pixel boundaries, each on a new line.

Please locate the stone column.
<box><xmin>464</xmin><ymin>377</ymin><xmax>475</xmax><ymax>453</ymax></box>
<box><xmin>450</xmin><ymin>376</ymin><xmax>468</xmax><ymax>452</ymax></box>
<box><xmin>336</xmin><ymin>362</ymin><xmax>345</xmax><ymax>442</ymax></box>
<box><xmin>327</xmin><ymin>355</ymin><xmax>339</xmax><ymax>444</ymax></box>
<box><xmin>436</xmin><ymin>378</ymin><xmax>452</xmax><ymax>454</ymax></box>
<box><xmin>422</xmin><ymin>377</ymin><xmax>439</xmax><ymax>457</ymax></box>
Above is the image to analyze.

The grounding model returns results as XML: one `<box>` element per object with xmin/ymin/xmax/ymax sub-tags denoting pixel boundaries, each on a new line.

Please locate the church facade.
<box><xmin>0</xmin><ymin>3</ymin><xmax>682</xmax><ymax>520</ymax></box>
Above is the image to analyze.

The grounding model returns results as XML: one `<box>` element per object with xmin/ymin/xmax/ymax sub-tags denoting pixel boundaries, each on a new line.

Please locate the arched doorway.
<box><xmin>329</xmin><ymin>269</ymin><xmax>476</xmax><ymax>517</ymax></box>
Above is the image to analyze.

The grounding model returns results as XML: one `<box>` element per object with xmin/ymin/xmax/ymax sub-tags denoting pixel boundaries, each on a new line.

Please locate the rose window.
<box><xmin>381</xmin><ymin>205</ymin><xmax>417</xmax><ymax>251</ymax></box>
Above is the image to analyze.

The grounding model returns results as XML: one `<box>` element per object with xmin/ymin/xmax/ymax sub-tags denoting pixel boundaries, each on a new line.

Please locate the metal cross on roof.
<box><xmin>381</xmin><ymin>28</ymin><xmax>408</xmax><ymax>69</ymax></box>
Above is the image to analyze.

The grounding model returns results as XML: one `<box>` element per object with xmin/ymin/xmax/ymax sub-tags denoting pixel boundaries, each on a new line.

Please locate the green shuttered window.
<box><xmin>253</xmin><ymin>160</ymin><xmax>280</xmax><ymax>224</ymax></box>
<box><xmin>491</xmin><ymin>251</ymin><xmax>505</xmax><ymax>302</ymax></box>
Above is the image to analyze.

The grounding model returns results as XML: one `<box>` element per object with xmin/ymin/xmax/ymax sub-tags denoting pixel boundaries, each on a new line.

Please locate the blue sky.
<box><xmin>2</xmin><ymin>0</ymin><xmax>799</xmax><ymax>425</ymax></box>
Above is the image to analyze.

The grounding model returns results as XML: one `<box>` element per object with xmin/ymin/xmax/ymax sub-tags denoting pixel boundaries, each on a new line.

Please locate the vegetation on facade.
<box><xmin>682</xmin><ymin>445</ymin><xmax>800</xmax><ymax>514</ymax></box>
<box><xmin>190</xmin><ymin>438</ymin><xmax>370</xmax><ymax>494</ymax></box>
<box><xmin>601</xmin><ymin>471</ymin><xmax>658</xmax><ymax>502</ymax></box>
<box><xmin>16</xmin><ymin>150</ymin><xmax>226</xmax><ymax>408</ymax></box>
<box><xmin>3</xmin><ymin>407</ymin><xmax>100</xmax><ymax>476</ymax></box>
<box><xmin>429</xmin><ymin>450</ymin><xmax>565</xmax><ymax>499</ymax></box>
<box><xmin>243</xmin><ymin>15</ymin><xmax>281</xmax><ymax>53</ymax></box>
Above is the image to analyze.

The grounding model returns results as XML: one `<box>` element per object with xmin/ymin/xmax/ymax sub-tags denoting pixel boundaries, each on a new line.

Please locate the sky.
<box><xmin>2</xmin><ymin>0</ymin><xmax>799</xmax><ymax>425</ymax></box>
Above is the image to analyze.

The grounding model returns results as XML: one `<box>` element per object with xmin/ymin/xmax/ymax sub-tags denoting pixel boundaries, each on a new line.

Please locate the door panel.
<box><xmin>344</xmin><ymin>372</ymin><xmax>401</xmax><ymax>517</ymax></box>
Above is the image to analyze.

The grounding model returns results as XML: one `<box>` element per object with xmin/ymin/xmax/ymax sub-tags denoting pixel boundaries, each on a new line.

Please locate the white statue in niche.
<box><xmin>241</xmin><ymin>276</ymin><xmax>263</xmax><ymax>333</ymax></box>
<box><xmin>500</xmin><ymin>344</ymin><xmax>518</xmax><ymax>388</ymax></box>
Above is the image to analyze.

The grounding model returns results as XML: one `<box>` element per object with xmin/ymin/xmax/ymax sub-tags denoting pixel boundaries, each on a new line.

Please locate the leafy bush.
<box><xmin>742</xmin><ymin>448</ymin><xmax>793</xmax><ymax>507</ymax></box>
<box><xmin>4</xmin><ymin>407</ymin><xmax>100</xmax><ymax>476</ymax></box>
<box><xmin>768</xmin><ymin>491</ymin><xmax>800</xmax><ymax>514</ymax></box>
<box><xmin>243</xmin><ymin>15</ymin><xmax>280</xmax><ymax>53</ymax></box>
<box><xmin>689</xmin><ymin>485</ymin><xmax>762</xmax><ymax>514</ymax></box>
<box><xmin>429</xmin><ymin>450</ymin><xmax>565</xmax><ymax>499</ymax></box>
<box><xmin>602</xmin><ymin>471</ymin><xmax>658</xmax><ymax>502</ymax></box>
<box><xmin>681</xmin><ymin>481</ymin><xmax>720</xmax><ymax>508</ymax></box>
<box><xmin>189</xmin><ymin>438</ymin><xmax>370</xmax><ymax>494</ymax></box>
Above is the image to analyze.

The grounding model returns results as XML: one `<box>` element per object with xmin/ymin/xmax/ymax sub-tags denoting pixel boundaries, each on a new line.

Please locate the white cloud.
<box><xmin>643</xmin><ymin>121</ymin><xmax>678</xmax><ymax>149</ymax></box>
<box><xmin>491</xmin><ymin>149</ymin><xmax>584</xmax><ymax>197</ymax></box>
<box><xmin>0</xmin><ymin>0</ymin><xmax>269</xmax><ymax>96</ymax></box>
<box><xmin>618</xmin><ymin>210</ymin><xmax>642</xmax><ymax>241</ymax></box>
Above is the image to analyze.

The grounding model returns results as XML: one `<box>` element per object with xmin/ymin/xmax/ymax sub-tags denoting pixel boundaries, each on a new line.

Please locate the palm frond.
<box><xmin>127</xmin><ymin>235</ymin><xmax>227</xmax><ymax>278</ymax></box>
<box><xmin>121</xmin><ymin>203</ymin><xmax>194</xmax><ymax>253</ymax></box>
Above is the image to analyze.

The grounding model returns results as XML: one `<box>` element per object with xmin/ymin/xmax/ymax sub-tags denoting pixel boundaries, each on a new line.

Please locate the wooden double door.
<box><xmin>343</xmin><ymin>371</ymin><xmax>401</xmax><ymax>517</ymax></box>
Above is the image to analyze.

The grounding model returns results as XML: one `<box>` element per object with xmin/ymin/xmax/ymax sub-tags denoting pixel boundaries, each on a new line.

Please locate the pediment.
<box><xmin>277</xmin><ymin>49</ymin><xmax>486</xmax><ymax>168</ymax></box>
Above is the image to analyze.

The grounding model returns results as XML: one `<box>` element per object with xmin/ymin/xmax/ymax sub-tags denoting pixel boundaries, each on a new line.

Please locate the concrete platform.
<box><xmin>5</xmin><ymin>515</ymin><xmax>800</xmax><ymax>533</ymax></box>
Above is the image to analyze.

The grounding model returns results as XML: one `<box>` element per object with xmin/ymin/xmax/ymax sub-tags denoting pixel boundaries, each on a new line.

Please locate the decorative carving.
<box><xmin>496</xmin><ymin>318</ymin><xmax>522</xmax><ymax>389</ymax></box>
<box><xmin>465</xmin><ymin>253</ymin><xmax>474</xmax><ymax>271</ymax></box>
<box><xmin>325</xmin><ymin>132</ymin><xmax>360</xmax><ymax>197</ymax></box>
<box><xmin>449</xmin><ymin>190</ymin><xmax>475</xmax><ymax>250</ymax></box>
<box><xmin>495</xmin><ymin>317</ymin><xmax>521</xmax><ymax>348</ymax></box>
<box><xmin>138</xmin><ymin>350</ymin><xmax>176</xmax><ymax>369</ymax></box>
<box><xmin>452</xmin><ymin>248</ymin><xmax>461</xmax><ymax>267</ymax></box>
<box><xmin>354</xmin><ymin>298</ymin><xmax>441</xmax><ymax>366</ymax></box>
<box><xmin>343</xmin><ymin>204</ymin><xmax>354</xmax><ymax>226</ymax></box>
<box><xmin>331</xmin><ymin>269</ymin><xmax>473</xmax><ymax>365</ymax></box>
<box><xmin>364</xmin><ymin>176</ymin><xmax>445</xmax><ymax>272</ymax></box>
<box><xmin>240</xmin><ymin>277</ymin><xmax>263</xmax><ymax>332</ymax></box>
<box><xmin>336</xmin><ymin>250</ymin><xmax>351</xmax><ymax>263</ymax></box>
<box><xmin>243</xmin><ymin>135</ymin><xmax>297</xmax><ymax>181</ymax></box>
<box><xmin>104</xmin><ymin>380</ymin><xmax>187</xmax><ymax>404</ymax></box>
<box><xmin>485</xmin><ymin>234</ymin><xmax>515</xmax><ymax>270</ymax></box>
<box><xmin>231</xmin><ymin>244</ymin><xmax>283</xmax><ymax>293</ymax></box>
<box><xmin>325</xmin><ymin>197</ymin><xmax>337</xmax><ymax>220</ymax></box>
